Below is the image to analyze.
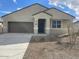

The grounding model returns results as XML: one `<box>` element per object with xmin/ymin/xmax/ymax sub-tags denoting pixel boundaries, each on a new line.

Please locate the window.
<box><xmin>52</xmin><ymin>20</ymin><xmax>61</xmax><ymax>28</ymax></box>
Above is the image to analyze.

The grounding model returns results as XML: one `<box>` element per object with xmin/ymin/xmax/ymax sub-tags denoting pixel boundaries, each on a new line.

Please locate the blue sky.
<box><xmin>0</xmin><ymin>0</ymin><xmax>77</xmax><ymax>18</ymax></box>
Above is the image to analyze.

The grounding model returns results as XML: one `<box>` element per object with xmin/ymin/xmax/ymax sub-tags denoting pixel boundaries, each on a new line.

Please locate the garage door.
<box><xmin>8</xmin><ymin>22</ymin><xmax>34</xmax><ymax>33</ymax></box>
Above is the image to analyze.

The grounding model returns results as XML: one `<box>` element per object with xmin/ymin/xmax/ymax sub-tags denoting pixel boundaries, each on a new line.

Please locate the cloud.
<box><xmin>48</xmin><ymin>0</ymin><xmax>59</xmax><ymax>6</ymax></box>
<box><xmin>0</xmin><ymin>10</ymin><xmax>11</xmax><ymax>14</ymax></box>
<box><xmin>48</xmin><ymin>0</ymin><xmax>79</xmax><ymax>17</ymax></box>
<box><xmin>76</xmin><ymin>16</ymin><xmax>79</xmax><ymax>19</ymax></box>
<box><xmin>13</xmin><ymin>0</ymin><xmax>17</xmax><ymax>3</ymax></box>
<box><xmin>49</xmin><ymin>0</ymin><xmax>59</xmax><ymax>2</ymax></box>
<box><xmin>64</xmin><ymin>11</ymin><xmax>69</xmax><ymax>13</ymax></box>
<box><xmin>53</xmin><ymin>2</ymin><xmax>58</xmax><ymax>6</ymax></box>
<box><xmin>73</xmin><ymin>16</ymin><xmax>79</xmax><ymax>22</ymax></box>
<box><xmin>76</xmin><ymin>12</ymin><xmax>79</xmax><ymax>15</ymax></box>
<box><xmin>75</xmin><ymin>16</ymin><xmax>79</xmax><ymax>21</ymax></box>
<box><xmin>67</xmin><ymin>3</ymin><xmax>73</xmax><ymax>9</ymax></box>
<box><xmin>58</xmin><ymin>5</ymin><xmax>65</xmax><ymax>9</ymax></box>
<box><xmin>48</xmin><ymin>0</ymin><xmax>79</xmax><ymax>7</ymax></box>
<box><xmin>16</xmin><ymin>8</ymin><xmax>21</xmax><ymax>10</ymax></box>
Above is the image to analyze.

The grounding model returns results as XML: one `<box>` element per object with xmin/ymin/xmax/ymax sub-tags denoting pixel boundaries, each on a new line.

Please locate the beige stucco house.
<box><xmin>0</xmin><ymin>18</ymin><xmax>3</xmax><ymax>33</ymax></box>
<box><xmin>74</xmin><ymin>21</ymin><xmax>79</xmax><ymax>32</ymax></box>
<box><xmin>1</xmin><ymin>3</ymin><xmax>75</xmax><ymax>35</ymax></box>
<box><xmin>74</xmin><ymin>21</ymin><xmax>79</xmax><ymax>28</ymax></box>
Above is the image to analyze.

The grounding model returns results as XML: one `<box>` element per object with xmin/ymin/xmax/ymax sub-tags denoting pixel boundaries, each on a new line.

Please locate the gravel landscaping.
<box><xmin>23</xmin><ymin>35</ymin><xmax>79</xmax><ymax>59</ymax></box>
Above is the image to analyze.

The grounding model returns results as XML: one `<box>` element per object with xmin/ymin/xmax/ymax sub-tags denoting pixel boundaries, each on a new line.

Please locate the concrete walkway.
<box><xmin>0</xmin><ymin>33</ymin><xmax>32</xmax><ymax>59</ymax></box>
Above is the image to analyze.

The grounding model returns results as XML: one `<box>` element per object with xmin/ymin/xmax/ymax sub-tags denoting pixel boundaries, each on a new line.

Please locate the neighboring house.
<box><xmin>74</xmin><ymin>21</ymin><xmax>79</xmax><ymax>32</ymax></box>
<box><xmin>1</xmin><ymin>3</ymin><xmax>75</xmax><ymax>35</ymax></box>
<box><xmin>0</xmin><ymin>18</ymin><xmax>3</xmax><ymax>33</ymax></box>
<box><xmin>74</xmin><ymin>21</ymin><xmax>79</xmax><ymax>28</ymax></box>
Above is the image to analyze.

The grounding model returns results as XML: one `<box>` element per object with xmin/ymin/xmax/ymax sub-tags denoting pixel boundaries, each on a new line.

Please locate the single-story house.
<box><xmin>74</xmin><ymin>21</ymin><xmax>79</xmax><ymax>32</ymax></box>
<box><xmin>1</xmin><ymin>3</ymin><xmax>75</xmax><ymax>34</ymax></box>
<box><xmin>0</xmin><ymin>18</ymin><xmax>3</xmax><ymax>33</ymax></box>
<box><xmin>74</xmin><ymin>21</ymin><xmax>79</xmax><ymax>27</ymax></box>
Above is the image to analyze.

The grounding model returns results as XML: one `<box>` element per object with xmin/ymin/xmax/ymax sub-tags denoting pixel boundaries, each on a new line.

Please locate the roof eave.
<box><xmin>1</xmin><ymin>3</ymin><xmax>48</xmax><ymax>18</ymax></box>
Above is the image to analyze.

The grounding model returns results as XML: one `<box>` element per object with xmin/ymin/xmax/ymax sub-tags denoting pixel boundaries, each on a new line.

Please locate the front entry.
<box><xmin>38</xmin><ymin>19</ymin><xmax>45</xmax><ymax>33</ymax></box>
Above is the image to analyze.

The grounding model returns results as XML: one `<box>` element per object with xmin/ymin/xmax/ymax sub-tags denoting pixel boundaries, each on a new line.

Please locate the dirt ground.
<box><xmin>23</xmin><ymin>36</ymin><xmax>79</xmax><ymax>59</ymax></box>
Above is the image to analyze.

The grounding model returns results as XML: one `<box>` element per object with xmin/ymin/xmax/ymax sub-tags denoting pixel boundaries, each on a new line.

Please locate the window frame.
<box><xmin>51</xmin><ymin>20</ymin><xmax>61</xmax><ymax>28</ymax></box>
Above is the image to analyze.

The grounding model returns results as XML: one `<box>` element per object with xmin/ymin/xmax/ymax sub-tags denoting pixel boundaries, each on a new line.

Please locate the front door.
<box><xmin>38</xmin><ymin>19</ymin><xmax>45</xmax><ymax>33</ymax></box>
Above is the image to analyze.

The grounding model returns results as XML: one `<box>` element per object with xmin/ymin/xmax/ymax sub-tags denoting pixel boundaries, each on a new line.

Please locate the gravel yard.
<box><xmin>23</xmin><ymin>35</ymin><xmax>79</xmax><ymax>59</ymax></box>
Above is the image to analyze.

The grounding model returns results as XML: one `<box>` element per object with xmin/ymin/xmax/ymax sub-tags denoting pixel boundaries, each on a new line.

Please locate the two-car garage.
<box><xmin>8</xmin><ymin>22</ymin><xmax>34</xmax><ymax>33</ymax></box>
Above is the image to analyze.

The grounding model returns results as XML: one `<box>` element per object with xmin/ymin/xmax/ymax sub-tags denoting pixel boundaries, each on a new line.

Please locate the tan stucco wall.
<box><xmin>50</xmin><ymin>19</ymin><xmax>72</xmax><ymax>35</ymax></box>
<box><xmin>2</xmin><ymin>4</ymin><xmax>47</xmax><ymax>32</ymax></box>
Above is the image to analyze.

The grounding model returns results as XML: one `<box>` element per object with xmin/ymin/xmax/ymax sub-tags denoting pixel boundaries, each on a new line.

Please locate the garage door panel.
<box><xmin>8</xmin><ymin>22</ymin><xmax>33</xmax><ymax>33</ymax></box>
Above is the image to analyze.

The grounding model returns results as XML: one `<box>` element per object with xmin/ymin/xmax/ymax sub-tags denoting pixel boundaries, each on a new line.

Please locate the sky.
<box><xmin>0</xmin><ymin>0</ymin><xmax>78</xmax><ymax>21</ymax></box>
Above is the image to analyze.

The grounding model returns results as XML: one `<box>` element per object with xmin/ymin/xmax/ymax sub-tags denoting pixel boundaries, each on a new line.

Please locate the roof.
<box><xmin>1</xmin><ymin>3</ymin><xmax>48</xmax><ymax>17</ymax></box>
<box><xmin>1</xmin><ymin>3</ymin><xmax>75</xmax><ymax>18</ymax></box>
<box><xmin>43</xmin><ymin>7</ymin><xmax>75</xmax><ymax>18</ymax></box>
<box><xmin>33</xmin><ymin>11</ymin><xmax>52</xmax><ymax>16</ymax></box>
<box><xmin>50</xmin><ymin>7</ymin><xmax>75</xmax><ymax>18</ymax></box>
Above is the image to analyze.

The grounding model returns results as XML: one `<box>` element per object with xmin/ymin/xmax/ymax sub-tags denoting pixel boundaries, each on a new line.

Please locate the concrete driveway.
<box><xmin>0</xmin><ymin>33</ymin><xmax>33</xmax><ymax>59</ymax></box>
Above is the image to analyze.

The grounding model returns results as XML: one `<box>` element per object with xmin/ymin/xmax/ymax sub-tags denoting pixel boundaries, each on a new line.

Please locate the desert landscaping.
<box><xmin>23</xmin><ymin>33</ymin><xmax>79</xmax><ymax>59</ymax></box>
